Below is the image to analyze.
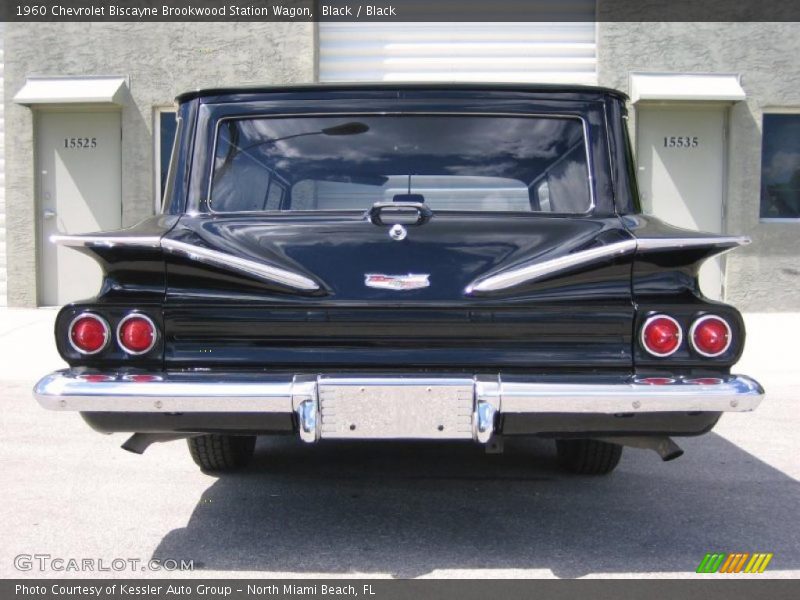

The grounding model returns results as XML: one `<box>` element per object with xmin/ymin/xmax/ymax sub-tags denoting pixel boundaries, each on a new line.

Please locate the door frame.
<box><xmin>33</xmin><ymin>105</ymin><xmax>123</xmax><ymax>306</ymax></box>
<box><xmin>633</xmin><ymin>101</ymin><xmax>732</xmax><ymax>297</ymax></box>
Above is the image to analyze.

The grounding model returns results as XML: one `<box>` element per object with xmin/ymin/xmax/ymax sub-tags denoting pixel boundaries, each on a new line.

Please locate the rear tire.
<box><xmin>187</xmin><ymin>434</ymin><xmax>257</xmax><ymax>472</ymax></box>
<box><xmin>555</xmin><ymin>439</ymin><xmax>622</xmax><ymax>475</ymax></box>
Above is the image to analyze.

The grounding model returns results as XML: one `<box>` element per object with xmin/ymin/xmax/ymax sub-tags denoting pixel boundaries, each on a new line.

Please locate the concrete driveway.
<box><xmin>0</xmin><ymin>309</ymin><xmax>798</xmax><ymax>578</ymax></box>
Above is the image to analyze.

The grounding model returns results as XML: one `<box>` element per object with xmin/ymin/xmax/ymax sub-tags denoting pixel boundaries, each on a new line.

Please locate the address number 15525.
<box><xmin>64</xmin><ymin>137</ymin><xmax>97</xmax><ymax>149</ymax></box>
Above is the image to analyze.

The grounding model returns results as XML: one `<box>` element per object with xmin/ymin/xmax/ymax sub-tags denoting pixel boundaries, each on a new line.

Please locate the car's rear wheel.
<box><xmin>555</xmin><ymin>439</ymin><xmax>622</xmax><ymax>475</ymax></box>
<box><xmin>187</xmin><ymin>434</ymin><xmax>257</xmax><ymax>472</ymax></box>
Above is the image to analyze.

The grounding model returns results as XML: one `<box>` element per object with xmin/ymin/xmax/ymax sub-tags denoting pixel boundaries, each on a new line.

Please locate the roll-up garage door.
<box><xmin>319</xmin><ymin>20</ymin><xmax>597</xmax><ymax>84</ymax></box>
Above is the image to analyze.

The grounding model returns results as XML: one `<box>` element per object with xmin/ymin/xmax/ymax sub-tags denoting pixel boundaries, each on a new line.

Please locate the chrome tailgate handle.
<box><xmin>366</xmin><ymin>201</ymin><xmax>433</xmax><ymax>226</ymax></box>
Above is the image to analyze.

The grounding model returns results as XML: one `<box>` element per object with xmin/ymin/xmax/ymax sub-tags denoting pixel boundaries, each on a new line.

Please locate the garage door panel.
<box><xmin>320</xmin><ymin>22</ymin><xmax>597</xmax><ymax>84</ymax></box>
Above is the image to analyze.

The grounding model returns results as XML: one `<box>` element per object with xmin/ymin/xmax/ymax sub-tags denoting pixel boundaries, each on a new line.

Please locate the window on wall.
<box><xmin>760</xmin><ymin>113</ymin><xmax>800</xmax><ymax>220</ymax></box>
<box><xmin>154</xmin><ymin>108</ymin><xmax>178</xmax><ymax>212</ymax></box>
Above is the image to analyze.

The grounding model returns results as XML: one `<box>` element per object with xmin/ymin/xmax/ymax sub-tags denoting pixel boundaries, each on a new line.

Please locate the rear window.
<box><xmin>209</xmin><ymin>115</ymin><xmax>592</xmax><ymax>214</ymax></box>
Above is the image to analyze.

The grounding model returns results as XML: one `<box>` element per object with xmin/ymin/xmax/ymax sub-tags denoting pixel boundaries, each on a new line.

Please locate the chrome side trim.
<box><xmin>465</xmin><ymin>235</ymin><xmax>751</xmax><ymax>294</ymax></box>
<box><xmin>636</xmin><ymin>236</ymin><xmax>751</xmax><ymax>252</ymax></box>
<box><xmin>465</xmin><ymin>239</ymin><xmax>637</xmax><ymax>294</ymax></box>
<box><xmin>34</xmin><ymin>371</ymin><xmax>764</xmax><ymax>416</ymax></box>
<box><xmin>53</xmin><ymin>234</ymin><xmax>319</xmax><ymax>291</ymax></box>
<box><xmin>160</xmin><ymin>238</ymin><xmax>320</xmax><ymax>291</ymax></box>
<box><xmin>51</xmin><ymin>234</ymin><xmax>162</xmax><ymax>248</ymax></box>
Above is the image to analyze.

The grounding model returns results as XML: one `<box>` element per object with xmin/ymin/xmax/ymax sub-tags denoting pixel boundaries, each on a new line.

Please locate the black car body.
<box><xmin>34</xmin><ymin>84</ymin><xmax>764</xmax><ymax>474</ymax></box>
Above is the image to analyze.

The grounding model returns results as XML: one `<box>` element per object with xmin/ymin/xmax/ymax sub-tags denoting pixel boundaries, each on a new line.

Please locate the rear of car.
<box><xmin>34</xmin><ymin>85</ymin><xmax>764</xmax><ymax>475</ymax></box>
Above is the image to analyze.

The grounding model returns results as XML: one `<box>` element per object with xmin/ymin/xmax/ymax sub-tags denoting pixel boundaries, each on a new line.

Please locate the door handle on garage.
<box><xmin>43</xmin><ymin>209</ymin><xmax>57</xmax><ymax>219</ymax></box>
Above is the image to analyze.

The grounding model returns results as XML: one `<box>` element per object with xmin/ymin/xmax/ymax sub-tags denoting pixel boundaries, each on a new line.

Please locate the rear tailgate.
<box><xmin>163</xmin><ymin>213</ymin><xmax>635</xmax><ymax>370</ymax></box>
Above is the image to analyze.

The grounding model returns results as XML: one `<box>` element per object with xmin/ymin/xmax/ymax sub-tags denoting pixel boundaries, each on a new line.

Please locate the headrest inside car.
<box><xmin>392</xmin><ymin>193</ymin><xmax>425</xmax><ymax>204</ymax></box>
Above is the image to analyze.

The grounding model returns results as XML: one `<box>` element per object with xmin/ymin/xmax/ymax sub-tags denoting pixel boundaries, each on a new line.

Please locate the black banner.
<box><xmin>4</xmin><ymin>580</ymin><xmax>800</xmax><ymax>600</ymax></box>
<box><xmin>3</xmin><ymin>0</ymin><xmax>800</xmax><ymax>22</ymax></box>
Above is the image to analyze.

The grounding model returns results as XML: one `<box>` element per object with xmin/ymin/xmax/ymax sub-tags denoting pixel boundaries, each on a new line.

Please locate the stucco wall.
<box><xmin>0</xmin><ymin>23</ymin><xmax>6</xmax><ymax>306</ymax></box>
<box><xmin>598</xmin><ymin>21</ymin><xmax>800</xmax><ymax>311</ymax></box>
<box><xmin>4</xmin><ymin>23</ymin><xmax>315</xmax><ymax>306</ymax></box>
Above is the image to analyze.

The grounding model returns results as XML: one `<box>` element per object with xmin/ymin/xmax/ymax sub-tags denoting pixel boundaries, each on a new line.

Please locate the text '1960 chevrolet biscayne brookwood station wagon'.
<box><xmin>34</xmin><ymin>84</ymin><xmax>764</xmax><ymax>476</ymax></box>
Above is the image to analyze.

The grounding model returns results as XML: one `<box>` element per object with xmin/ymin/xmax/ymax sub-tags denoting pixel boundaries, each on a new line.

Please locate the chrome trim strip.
<box><xmin>465</xmin><ymin>235</ymin><xmax>751</xmax><ymax>294</ymax></box>
<box><xmin>34</xmin><ymin>371</ymin><xmax>764</xmax><ymax>415</ymax></box>
<box><xmin>160</xmin><ymin>238</ymin><xmax>320</xmax><ymax>291</ymax></box>
<box><xmin>51</xmin><ymin>234</ymin><xmax>162</xmax><ymax>248</ymax></box>
<box><xmin>465</xmin><ymin>239</ymin><xmax>637</xmax><ymax>294</ymax></box>
<box><xmin>636</xmin><ymin>236</ymin><xmax>751</xmax><ymax>251</ymax></box>
<box><xmin>53</xmin><ymin>234</ymin><xmax>319</xmax><ymax>292</ymax></box>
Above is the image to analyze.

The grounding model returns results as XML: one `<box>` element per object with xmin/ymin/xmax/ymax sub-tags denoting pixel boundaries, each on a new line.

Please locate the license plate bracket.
<box><xmin>317</xmin><ymin>378</ymin><xmax>474</xmax><ymax>440</ymax></box>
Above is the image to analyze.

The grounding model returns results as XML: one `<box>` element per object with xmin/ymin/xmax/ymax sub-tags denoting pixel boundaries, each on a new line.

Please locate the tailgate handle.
<box><xmin>367</xmin><ymin>201</ymin><xmax>433</xmax><ymax>226</ymax></box>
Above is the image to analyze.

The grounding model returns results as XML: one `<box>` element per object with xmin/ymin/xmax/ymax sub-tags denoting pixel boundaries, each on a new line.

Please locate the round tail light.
<box><xmin>690</xmin><ymin>315</ymin><xmax>732</xmax><ymax>357</ymax></box>
<box><xmin>117</xmin><ymin>314</ymin><xmax>157</xmax><ymax>355</ymax></box>
<box><xmin>640</xmin><ymin>314</ymin><xmax>682</xmax><ymax>357</ymax></box>
<box><xmin>68</xmin><ymin>313</ymin><xmax>110</xmax><ymax>355</ymax></box>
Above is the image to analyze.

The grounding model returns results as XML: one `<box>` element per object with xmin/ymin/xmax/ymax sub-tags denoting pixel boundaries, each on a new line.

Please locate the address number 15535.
<box><xmin>664</xmin><ymin>136</ymin><xmax>699</xmax><ymax>148</ymax></box>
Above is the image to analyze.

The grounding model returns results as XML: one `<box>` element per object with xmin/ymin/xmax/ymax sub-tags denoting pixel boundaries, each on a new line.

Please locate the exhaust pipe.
<box><xmin>598</xmin><ymin>436</ymin><xmax>684</xmax><ymax>461</ymax></box>
<box><xmin>121</xmin><ymin>433</ymin><xmax>193</xmax><ymax>454</ymax></box>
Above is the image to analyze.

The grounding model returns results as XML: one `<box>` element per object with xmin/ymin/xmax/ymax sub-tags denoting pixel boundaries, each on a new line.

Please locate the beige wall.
<box><xmin>599</xmin><ymin>21</ymin><xmax>800</xmax><ymax>311</ymax></box>
<box><xmin>4</xmin><ymin>23</ymin><xmax>315</xmax><ymax>306</ymax></box>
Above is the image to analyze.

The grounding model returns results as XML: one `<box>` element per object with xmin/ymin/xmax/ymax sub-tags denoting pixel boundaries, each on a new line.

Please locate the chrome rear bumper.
<box><xmin>34</xmin><ymin>371</ymin><xmax>764</xmax><ymax>443</ymax></box>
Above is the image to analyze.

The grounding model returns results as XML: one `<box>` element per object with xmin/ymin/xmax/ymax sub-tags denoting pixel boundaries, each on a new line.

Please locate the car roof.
<box><xmin>175</xmin><ymin>82</ymin><xmax>629</xmax><ymax>103</ymax></box>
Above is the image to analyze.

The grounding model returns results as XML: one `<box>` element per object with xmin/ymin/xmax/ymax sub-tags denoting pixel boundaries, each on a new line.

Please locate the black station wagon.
<box><xmin>34</xmin><ymin>84</ymin><xmax>764</xmax><ymax>475</ymax></box>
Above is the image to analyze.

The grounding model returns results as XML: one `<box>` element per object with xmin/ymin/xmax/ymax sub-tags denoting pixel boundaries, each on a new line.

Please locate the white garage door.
<box><xmin>319</xmin><ymin>21</ymin><xmax>597</xmax><ymax>84</ymax></box>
